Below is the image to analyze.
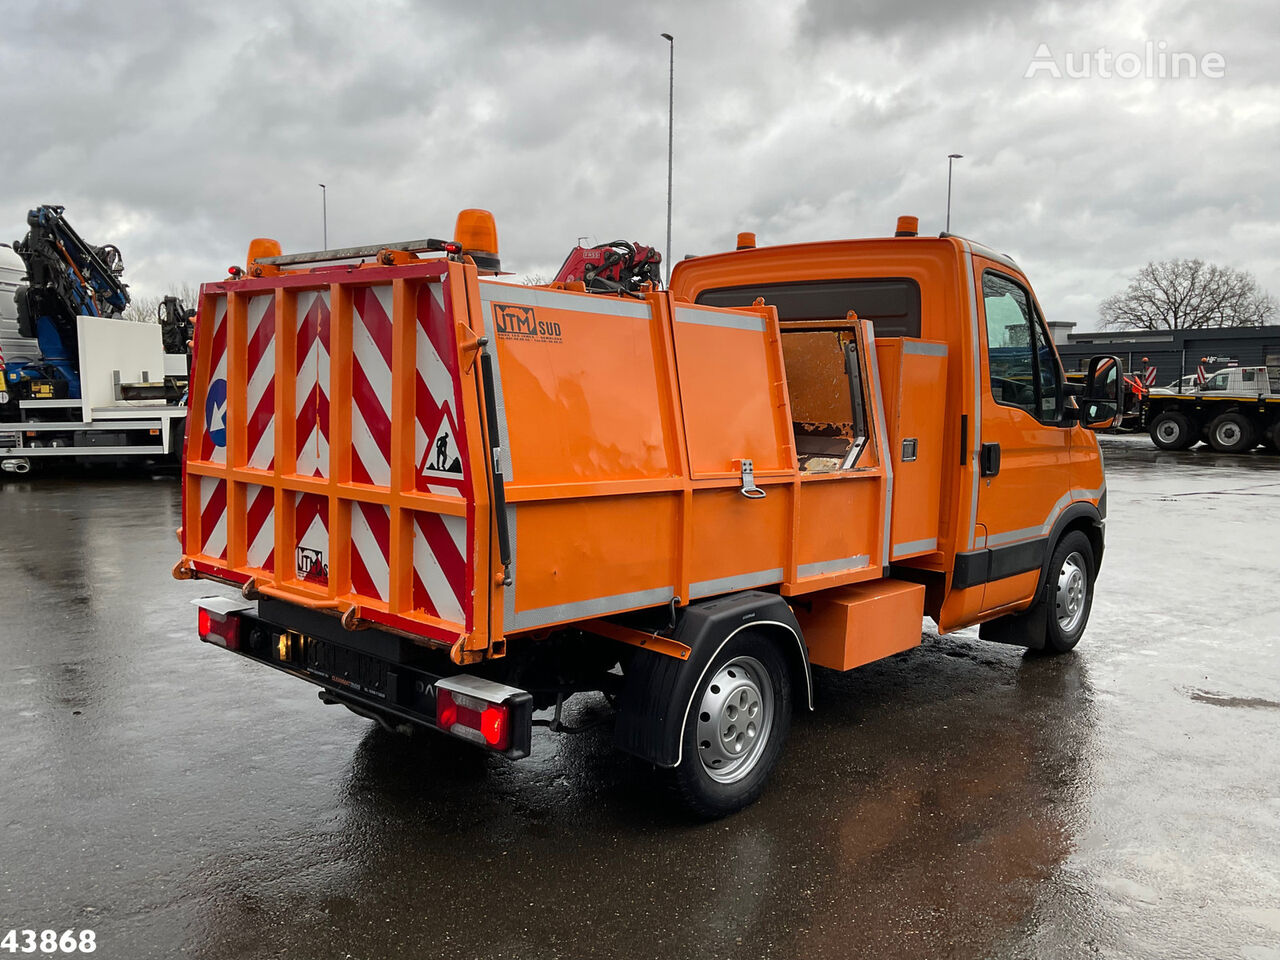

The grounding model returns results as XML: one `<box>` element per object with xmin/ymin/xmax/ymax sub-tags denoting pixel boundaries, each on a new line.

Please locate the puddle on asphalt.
<box><xmin>1187</xmin><ymin>689</ymin><xmax>1280</xmax><ymax>710</ymax></box>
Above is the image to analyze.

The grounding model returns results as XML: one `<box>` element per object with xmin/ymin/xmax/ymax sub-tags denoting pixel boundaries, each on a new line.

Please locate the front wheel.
<box><xmin>671</xmin><ymin>631</ymin><xmax>792</xmax><ymax>818</ymax></box>
<box><xmin>1043</xmin><ymin>531</ymin><xmax>1096</xmax><ymax>654</ymax></box>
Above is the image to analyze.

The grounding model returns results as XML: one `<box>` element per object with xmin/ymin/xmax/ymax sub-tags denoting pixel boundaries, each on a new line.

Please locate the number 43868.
<box><xmin>0</xmin><ymin>931</ymin><xmax>96</xmax><ymax>954</ymax></box>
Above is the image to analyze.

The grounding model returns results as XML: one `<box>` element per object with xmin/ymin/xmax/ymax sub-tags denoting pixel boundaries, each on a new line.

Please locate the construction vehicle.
<box><xmin>0</xmin><ymin>205</ymin><xmax>189</xmax><ymax>473</ymax></box>
<box><xmin>176</xmin><ymin>211</ymin><xmax>1121</xmax><ymax>817</ymax></box>
<box><xmin>1145</xmin><ymin>364</ymin><xmax>1280</xmax><ymax>452</ymax></box>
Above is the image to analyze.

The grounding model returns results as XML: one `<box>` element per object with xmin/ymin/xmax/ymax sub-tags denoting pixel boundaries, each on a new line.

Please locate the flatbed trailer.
<box><xmin>1144</xmin><ymin>365</ymin><xmax>1280</xmax><ymax>453</ymax></box>
<box><xmin>177</xmin><ymin>212</ymin><xmax>1122</xmax><ymax>816</ymax></box>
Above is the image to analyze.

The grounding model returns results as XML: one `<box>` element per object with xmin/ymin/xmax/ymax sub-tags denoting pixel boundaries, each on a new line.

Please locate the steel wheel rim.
<box><xmin>696</xmin><ymin>656</ymin><xmax>774</xmax><ymax>784</ymax></box>
<box><xmin>1216</xmin><ymin>422</ymin><xmax>1241</xmax><ymax>445</ymax></box>
<box><xmin>1055</xmin><ymin>551</ymin><xmax>1088</xmax><ymax>634</ymax></box>
<box><xmin>1156</xmin><ymin>420</ymin><xmax>1181</xmax><ymax>443</ymax></box>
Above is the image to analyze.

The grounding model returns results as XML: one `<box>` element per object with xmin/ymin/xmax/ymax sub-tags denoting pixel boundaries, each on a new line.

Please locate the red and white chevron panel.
<box><xmin>198</xmin><ymin>477</ymin><xmax>228</xmax><ymax>560</ymax></box>
<box><xmin>350</xmin><ymin>501</ymin><xmax>391</xmax><ymax>603</ymax></box>
<box><xmin>351</xmin><ymin>287</ymin><xmax>394</xmax><ymax>487</ymax></box>
<box><xmin>412</xmin><ymin>511</ymin><xmax>466</xmax><ymax>624</ymax></box>
<box><xmin>199</xmin><ymin>296</ymin><xmax>228</xmax><ymax>464</ymax></box>
<box><xmin>414</xmin><ymin>281</ymin><xmax>469</xmax><ymax>493</ymax></box>
<box><xmin>294</xmin><ymin>493</ymin><xmax>329</xmax><ymax>586</ymax></box>
<box><xmin>295</xmin><ymin>290</ymin><xmax>331</xmax><ymax>478</ymax></box>
<box><xmin>246</xmin><ymin>295</ymin><xmax>277</xmax><ymax>470</ymax></box>
<box><xmin>245</xmin><ymin>483</ymin><xmax>275</xmax><ymax>572</ymax></box>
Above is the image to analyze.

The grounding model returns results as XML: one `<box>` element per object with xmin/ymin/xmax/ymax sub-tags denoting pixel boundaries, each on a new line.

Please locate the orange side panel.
<box><xmin>505</xmin><ymin>494</ymin><xmax>681</xmax><ymax>630</ymax></box>
<box><xmin>788</xmin><ymin>476</ymin><xmax>882</xmax><ymax>588</ymax></box>
<box><xmin>687</xmin><ymin>488</ymin><xmax>791</xmax><ymax>599</ymax></box>
<box><xmin>669</xmin><ymin>304</ymin><xmax>793</xmax><ymax>477</ymax></box>
<box><xmin>877</xmin><ymin>338</ymin><xmax>948</xmax><ymax>560</ymax></box>
<box><xmin>798</xmin><ymin>579</ymin><xmax>925</xmax><ymax>672</ymax></box>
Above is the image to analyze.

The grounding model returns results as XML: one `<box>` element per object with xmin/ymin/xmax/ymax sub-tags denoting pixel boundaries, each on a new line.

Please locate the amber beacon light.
<box><xmin>454</xmin><ymin>209</ymin><xmax>501</xmax><ymax>271</ymax></box>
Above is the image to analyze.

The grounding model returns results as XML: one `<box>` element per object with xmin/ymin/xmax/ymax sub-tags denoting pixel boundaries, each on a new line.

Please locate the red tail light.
<box><xmin>436</xmin><ymin>688</ymin><xmax>511</xmax><ymax>751</ymax></box>
<box><xmin>193</xmin><ymin>597</ymin><xmax>253</xmax><ymax>650</ymax></box>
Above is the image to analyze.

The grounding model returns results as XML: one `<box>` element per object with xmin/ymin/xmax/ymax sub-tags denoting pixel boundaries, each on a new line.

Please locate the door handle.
<box><xmin>980</xmin><ymin>442</ymin><xmax>1001</xmax><ymax>477</ymax></box>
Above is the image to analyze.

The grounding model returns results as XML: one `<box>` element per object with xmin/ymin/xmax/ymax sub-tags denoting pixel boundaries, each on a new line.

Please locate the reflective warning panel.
<box><xmin>181</xmin><ymin>261</ymin><xmax>484</xmax><ymax>648</ymax></box>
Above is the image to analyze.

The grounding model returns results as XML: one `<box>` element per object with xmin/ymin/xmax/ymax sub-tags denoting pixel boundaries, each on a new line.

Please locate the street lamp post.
<box><xmin>945</xmin><ymin>154</ymin><xmax>962</xmax><ymax>233</ymax></box>
<box><xmin>319</xmin><ymin>183</ymin><xmax>328</xmax><ymax>249</ymax></box>
<box><xmin>661</xmin><ymin>32</ymin><xmax>674</xmax><ymax>285</ymax></box>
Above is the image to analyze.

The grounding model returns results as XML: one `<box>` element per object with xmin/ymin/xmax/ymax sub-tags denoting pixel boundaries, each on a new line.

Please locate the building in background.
<box><xmin>1054</xmin><ymin>325</ymin><xmax>1280</xmax><ymax>389</ymax></box>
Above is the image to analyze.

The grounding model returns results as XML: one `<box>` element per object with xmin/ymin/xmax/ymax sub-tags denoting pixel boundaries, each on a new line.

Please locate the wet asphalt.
<box><xmin>1</xmin><ymin>437</ymin><xmax>1278</xmax><ymax>960</ymax></box>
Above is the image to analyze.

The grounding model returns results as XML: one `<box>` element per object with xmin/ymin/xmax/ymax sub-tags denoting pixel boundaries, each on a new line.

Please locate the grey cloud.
<box><xmin>0</xmin><ymin>0</ymin><xmax>1276</xmax><ymax>332</ymax></box>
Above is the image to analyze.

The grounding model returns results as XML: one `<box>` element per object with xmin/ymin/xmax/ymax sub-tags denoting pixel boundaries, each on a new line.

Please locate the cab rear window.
<box><xmin>695</xmin><ymin>278</ymin><xmax>921</xmax><ymax>338</ymax></box>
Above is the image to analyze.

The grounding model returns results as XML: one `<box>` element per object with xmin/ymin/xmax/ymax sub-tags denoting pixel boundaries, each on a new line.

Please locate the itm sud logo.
<box><xmin>493</xmin><ymin>304</ymin><xmax>562</xmax><ymax>343</ymax></box>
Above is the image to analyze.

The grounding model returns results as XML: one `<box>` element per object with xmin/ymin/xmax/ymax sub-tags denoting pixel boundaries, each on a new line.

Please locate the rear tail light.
<box><xmin>193</xmin><ymin>597</ymin><xmax>254</xmax><ymax>651</ymax></box>
<box><xmin>434</xmin><ymin>675</ymin><xmax>532</xmax><ymax>755</ymax></box>
<box><xmin>437</xmin><ymin>689</ymin><xmax>511</xmax><ymax>750</ymax></box>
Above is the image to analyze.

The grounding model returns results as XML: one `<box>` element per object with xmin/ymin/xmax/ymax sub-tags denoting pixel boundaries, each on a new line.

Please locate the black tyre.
<box><xmin>670</xmin><ymin>631</ymin><xmax>792</xmax><ymax>818</ymax></box>
<box><xmin>1149</xmin><ymin>410</ymin><xmax>1194</xmax><ymax>450</ymax></box>
<box><xmin>1207</xmin><ymin>412</ymin><xmax>1254</xmax><ymax>453</ymax></box>
<box><xmin>1043</xmin><ymin>531</ymin><xmax>1096</xmax><ymax>654</ymax></box>
<box><xmin>1262</xmin><ymin>419</ymin><xmax>1280</xmax><ymax>453</ymax></box>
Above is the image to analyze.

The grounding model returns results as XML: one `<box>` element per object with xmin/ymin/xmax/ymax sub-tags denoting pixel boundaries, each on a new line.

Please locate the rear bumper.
<box><xmin>197</xmin><ymin>598</ymin><xmax>533</xmax><ymax>758</ymax></box>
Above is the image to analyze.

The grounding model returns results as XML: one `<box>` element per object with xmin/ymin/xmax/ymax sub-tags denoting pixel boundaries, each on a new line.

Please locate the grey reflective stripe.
<box><xmin>891</xmin><ymin>537</ymin><xmax>938</xmax><ymax>558</ymax></box>
<box><xmin>690</xmin><ymin>568</ymin><xmax>784</xmax><ymax>599</ymax></box>
<box><xmin>507</xmin><ymin>585</ymin><xmax>677</xmax><ymax>632</ymax></box>
<box><xmin>983</xmin><ymin>486</ymin><xmax>1107</xmax><ymax>547</ymax></box>
<box><xmin>903</xmin><ymin>341</ymin><xmax>948</xmax><ymax>357</ymax></box>
<box><xmin>963</xmin><ymin>243</ymin><xmax>983</xmax><ymax>550</ymax></box>
<box><xmin>673</xmin><ymin>305</ymin><xmax>767</xmax><ymax>333</ymax></box>
<box><xmin>864</xmin><ymin>324</ymin><xmax>893</xmax><ymax>568</ymax></box>
<box><xmin>797</xmin><ymin>554</ymin><xmax>870</xmax><ymax>578</ymax></box>
<box><xmin>478</xmin><ymin>282</ymin><xmax>651</xmax><ymax>318</ymax></box>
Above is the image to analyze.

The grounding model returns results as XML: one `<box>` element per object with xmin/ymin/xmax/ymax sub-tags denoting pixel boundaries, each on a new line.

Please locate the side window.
<box><xmin>982</xmin><ymin>273</ymin><xmax>1036</xmax><ymax>415</ymax></box>
<box><xmin>1201</xmin><ymin>372</ymin><xmax>1228</xmax><ymax>392</ymax></box>
<box><xmin>982</xmin><ymin>272</ymin><xmax>1062</xmax><ymax>422</ymax></box>
<box><xmin>1030</xmin><ymin>308</ymin><xmax>1062</xmax><ymax>420</ymax></box>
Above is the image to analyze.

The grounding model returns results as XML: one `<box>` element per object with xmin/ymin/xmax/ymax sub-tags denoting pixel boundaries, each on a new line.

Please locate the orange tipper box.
<box><xmin>177</xmin><ymin>210</ymin><xmax>1122</xmax><ymax>817</ymax></box>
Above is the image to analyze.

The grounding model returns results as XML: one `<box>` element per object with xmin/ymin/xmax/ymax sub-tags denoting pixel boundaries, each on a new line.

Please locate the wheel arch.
<box><xmin>613</xmin><ymin>591</ymin><xmax>812</xmax><ymax>769</ymax></box>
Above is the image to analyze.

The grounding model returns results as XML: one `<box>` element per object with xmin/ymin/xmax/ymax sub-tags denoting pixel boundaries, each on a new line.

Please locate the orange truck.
<box><xmin>176</xmin><ymin>211</ymin><xmax>1122</xmax><ymax>816</ymax></box>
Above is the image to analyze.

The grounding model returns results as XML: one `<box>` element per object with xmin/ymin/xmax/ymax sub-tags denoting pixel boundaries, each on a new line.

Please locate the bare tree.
<box><xmin>1100</xmin><ymin>259</ymin><xmax>1277</xmax><ymax>331</ymax></box>
<box><xmin>122</xmin><ymin>283</ymin><xmax>201</xmax><ymax>324</ymax></box>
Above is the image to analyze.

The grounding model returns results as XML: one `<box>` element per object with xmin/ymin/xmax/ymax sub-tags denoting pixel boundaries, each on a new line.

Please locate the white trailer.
<box><xmin>0</xmin><ymin>314</ymin><xmax>187</xmax><ymax>473</ymax></box>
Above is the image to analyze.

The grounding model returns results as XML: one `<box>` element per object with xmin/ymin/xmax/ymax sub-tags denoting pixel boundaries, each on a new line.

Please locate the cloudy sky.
<box><xmin>2</xmin><ymin>0</ymin><xmax>1277</xmax><ymax>331</ymax></box>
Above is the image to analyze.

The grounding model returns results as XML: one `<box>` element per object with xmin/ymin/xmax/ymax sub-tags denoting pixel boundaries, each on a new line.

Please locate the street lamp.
<box><xmin>319</xmin><ymin>183</ymin><xmax>328</xmax><ymax>249</ymax></box>
<box><xmin>945</xmin><ymin>154</ymin><xmax>962</xmax><ymax>233</ymax></box>
<box><xmin>660</xmin><ymin>32</ymin><xmax>674</xmax><ymax>285</ymax></box>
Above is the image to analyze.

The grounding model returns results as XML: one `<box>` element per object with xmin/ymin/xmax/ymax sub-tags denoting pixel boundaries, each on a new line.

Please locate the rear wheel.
<box><xmin>1149</xmin><ymin>410</ymin><xmax>1194</xmax><ymax>450</ymax></box>
<box><xmin>1208</xmin><ymin>412</ymin><xmax>1254</xmax><ymax>453</ymax></box>
<box><xmin>1043</xmin><ymin>531</ymin><xmax>1096</xmax><ymax>654</ymax></box>
<box><xmin>1262</xmin><ymin>419</ymin><xmax>1280</xmax><ymax>453</ymax></box>
<box><xmin>671</xmin><ymin>631</ymin><xmax>792</xmax><ymax>818</ymax></box>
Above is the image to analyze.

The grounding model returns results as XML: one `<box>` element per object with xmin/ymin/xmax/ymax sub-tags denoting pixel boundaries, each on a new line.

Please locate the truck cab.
<box><xmin>669</xmin><ymin>223</ymin><xmax>1113</xmax><ymax>635</ymax></box>
<box><xmin>1194</xmin><ymin>366</ymin><xmax>1276</xmax><ymax>397</ymax></box>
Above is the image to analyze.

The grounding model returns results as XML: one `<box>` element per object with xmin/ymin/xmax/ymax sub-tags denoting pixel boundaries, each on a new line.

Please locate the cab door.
<box><xmin>973</xmin><ymin>263</ymin><xmax>1072</xmax><ymax>612</ymax></box>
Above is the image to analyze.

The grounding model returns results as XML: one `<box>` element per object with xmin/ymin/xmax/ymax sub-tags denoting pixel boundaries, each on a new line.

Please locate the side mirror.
<box><xmin>1082</xmin><ymin>355</ymin><xmax>1122</xmax><ymax>430</ymax></box>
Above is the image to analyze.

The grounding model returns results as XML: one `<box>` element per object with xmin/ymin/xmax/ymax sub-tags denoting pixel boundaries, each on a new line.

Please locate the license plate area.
<box><xmin>293</xmin><ymin>633</ymin><xmax>390</xmax><ymax>699</ymax></box>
